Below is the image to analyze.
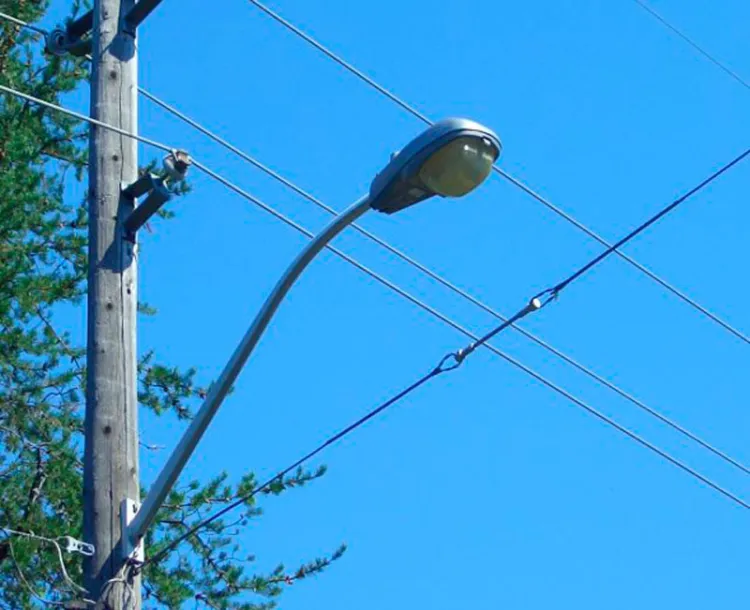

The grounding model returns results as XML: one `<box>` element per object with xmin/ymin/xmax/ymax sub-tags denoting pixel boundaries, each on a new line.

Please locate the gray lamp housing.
<box><xmin>369</xmin><ymin>118</ymin><xmax>501</xmax><ymax>214</ymax></box>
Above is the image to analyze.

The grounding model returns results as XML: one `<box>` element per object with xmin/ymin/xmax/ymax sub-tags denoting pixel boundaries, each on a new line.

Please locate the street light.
<box><xmin>370</xmin><ymin>118</ymin><xmax>500</xmax><ymax>213</ymax></box>
<box><xmin>122</xmin><ymin>117</ymin><xmax>501</xmax><ymax>560</ymax></box>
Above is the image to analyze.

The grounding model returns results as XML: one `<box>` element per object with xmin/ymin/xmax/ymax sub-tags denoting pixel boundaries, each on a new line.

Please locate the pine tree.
<box><xmin>0</xmin><ymin>1</ymin><xmax>344</xmax><ymax>607</ymax></box>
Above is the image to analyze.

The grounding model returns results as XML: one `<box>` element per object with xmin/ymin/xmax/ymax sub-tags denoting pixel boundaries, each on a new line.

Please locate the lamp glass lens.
<box><xmin>418</xmin><ymin>136</ymin><xmax>497</xmax><ymax>197</ymax></box>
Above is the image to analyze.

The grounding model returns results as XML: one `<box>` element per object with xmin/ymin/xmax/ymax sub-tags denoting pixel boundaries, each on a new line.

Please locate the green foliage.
<box><xmin>143</xmin><ymin>468</ymin><xmax>344</xmax><ymax>609</ymax></box>
<box><xmin>0</xmin><ymin>2</ymin><xmax>344</xmax><ymax>607</ymax></box>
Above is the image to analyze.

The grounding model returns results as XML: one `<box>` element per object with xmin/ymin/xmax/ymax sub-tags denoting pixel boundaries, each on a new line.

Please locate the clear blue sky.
<box><xmin>42</xmin><ymin>0</ymin><xmax>750</xmax><ymax>607</ymax></box>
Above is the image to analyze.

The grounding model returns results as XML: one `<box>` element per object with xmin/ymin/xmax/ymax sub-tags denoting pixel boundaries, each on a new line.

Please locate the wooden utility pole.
<box><xmin>83</xmin><ymin>0</ymin><xmax>141</xmax><ymax>605</ymax></box>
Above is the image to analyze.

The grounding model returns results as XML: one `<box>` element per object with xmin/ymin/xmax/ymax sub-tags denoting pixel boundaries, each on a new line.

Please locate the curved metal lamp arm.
<box><xmin>126</xmin><ymin>195</ymin><xmax>372</xmax><ymax>550</ymax></box>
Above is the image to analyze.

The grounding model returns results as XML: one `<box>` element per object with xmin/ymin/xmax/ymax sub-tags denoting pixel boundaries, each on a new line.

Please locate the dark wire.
<box><xmin>139</xmin><ymin>355</ymin><xmax>460</xmax><ymax>570</ymax></box>
<box><xmin>141</xmin><ymin>285</ymin><xmax>750</xmax><ymax>570</ymax></box>
<box><xmin>140</xmin><ymin>258</ymin><xmax>750</xmax><ymax>570</ymax></box>
<box><xmin>446</xmin><ymin>146</ymin><xmax>750</xmax><ymax>359</ymax></box>
<box><xmin>548</xmin><ymin>148</ymin><xmax>750</xmax><ymax>296</ymax></box>
<box><xmin>454</xmin><ymin>298</ymin><xmax>542</xmax><ymax>363</ymax></box>
<box><xmin>139</xmin><ymin>292</ymin><xmax>548</xmax><ymax>570</ymax></box>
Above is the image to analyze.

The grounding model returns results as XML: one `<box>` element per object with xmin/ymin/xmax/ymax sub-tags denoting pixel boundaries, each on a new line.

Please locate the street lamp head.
<box><xmin>369</xmin><ymin>118</ymin><xmax>501</xmax><ymax>214</ymax></box>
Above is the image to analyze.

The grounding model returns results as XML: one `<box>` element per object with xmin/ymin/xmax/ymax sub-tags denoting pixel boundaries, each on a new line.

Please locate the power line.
<box><xmin>0</xmin><ymin>10</ymin><xmax>47</xmax><ymax>35</ymax></box>
<box><xmin>246</xmin><ymin>0</ymin><xmax>431</xmax><ymax>123</ymax></box>
<box><xmin>0</xmin><ymin>84</ymin><xmax>172</xmax><ymax>153</ymax></box>
<box><xmin>449</xmin><ymin>143</ymin><xmax>750</xmax><ymax>399</ymax></box>
<box><xmin>629</xmin><ymin>0</ymin><xmax>750</xmax><ymax>92</ymax></box>
<box><xmin>244</xmin><ymin>0</ymin><xmax>750</xmax><ymax>347</ymax></box>
<box><xmin>2</xmin><ymin>80</ymin><xmax>749</xmax><ymax>502</ymax></box>
<box><xmin>490</xmin><ymin>168</ymin><xmax>750</xmax><ymax>347</ymax></box>
<box><xmin>3</xmin><ymin>11</ymin><xmax>748</xmax><ymax>478</ymax></box>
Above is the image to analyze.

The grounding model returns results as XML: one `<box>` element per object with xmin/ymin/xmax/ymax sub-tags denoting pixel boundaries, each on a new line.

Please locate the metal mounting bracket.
<box><xmin>121</xmin><ymin>498</ymin><xmax>144</xmax><ymax>563</ymax></box>
<box><xmin>60</xmin><ymin>536</ymin><xmax>95</xmax><ymax>557</ymax></box>
<box><xmin>46</xmin><ymin>29</ymin><xmax>92</xmax><ymax>57</ymax></box>
<box><xmin>125</xmin><ymin>0</ymin><xmax>166</xmax><ymax>30</ymax></box>
<box><xmin>121</xmin><ymin>151</ymin><xmax>191</xmax><ymax>240</ymax></box>
<box><xmin>46</xmin><ymin>10</ymin><xmax>93</xmax><ymax>58</ymax></box>
<box><xmin>122</xmin><ymin>173</ymin><xmax>160</xmax><ymax>200</ymax></box>
<box><xmin>122</xmin><ymin>174</ymin><xmax>171</xmax><ymax>240</ymax></box>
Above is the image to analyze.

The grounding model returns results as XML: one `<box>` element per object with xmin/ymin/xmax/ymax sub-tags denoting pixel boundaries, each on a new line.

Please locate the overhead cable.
<box><xmin>0</xmin><ymin>84</ymin><xmax>172</xmax><ymax>153</ymax></box>
<box><xmin>447</xmin><ymin>145</ymin><xmax>750</xmax><ymax>361</ymax></box>
<box><xmin>629</xmin><ymin>0</ymin><xmax>750</xmax><ymax>91</ymax></box>
<box><xmin>0</xmin><ymin>9</ymin><xmax>47</xmax><ymax>34</ymax></box>
<box><xmin>243</xmin><ymin>0</ymin><xmax>750</xmax><ymax>347</ymax></box>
